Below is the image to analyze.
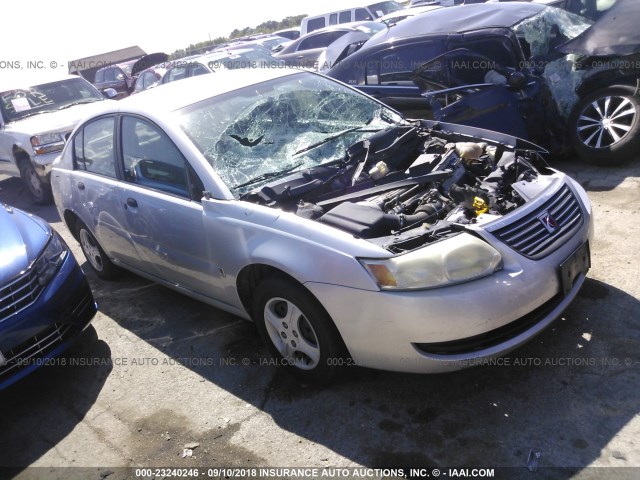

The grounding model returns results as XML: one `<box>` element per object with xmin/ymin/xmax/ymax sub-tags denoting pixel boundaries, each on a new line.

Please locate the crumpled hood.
<box><xmin>559</xmin><ymin>0</ymin><xmax>640</xmax><ymax>56</ymax></box>
<box><xmin>0</xmin><ymin>205</ymin><xmax>49</xmax><ymax>284</ymax></box>
<box><xmin>4</xmin><ymin>100</ymin><xmax>110</xmax><ymax>137</ymax></box>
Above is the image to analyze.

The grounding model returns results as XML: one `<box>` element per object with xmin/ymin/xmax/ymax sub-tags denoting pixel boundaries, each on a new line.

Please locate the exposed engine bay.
<box><xmin>238</xmin><ymin>121</ymin><xmax>551</xmax><ymax>253</ymax></box>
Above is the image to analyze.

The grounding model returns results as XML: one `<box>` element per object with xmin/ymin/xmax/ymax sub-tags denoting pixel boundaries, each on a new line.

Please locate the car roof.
<box><xmin>105</xmin><ymin>68</ymin><xmax>302</xmax><ymax>116</ymax></box>
<box><xmin>367</xmin><ymin>2</ymin><xmax>545</xmax><ymax>46</ymax></box>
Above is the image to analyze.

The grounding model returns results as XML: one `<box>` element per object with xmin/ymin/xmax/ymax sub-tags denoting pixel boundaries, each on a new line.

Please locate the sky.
<box><xmin>1</xmin><ymin>0</ymin><xmax>363</xmax><ymax>83</ymax></box>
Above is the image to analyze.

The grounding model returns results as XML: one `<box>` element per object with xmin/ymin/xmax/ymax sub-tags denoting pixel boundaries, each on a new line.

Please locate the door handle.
<box><xmin>126</xmin><ymin>197</ymin><xmax>138</xmax><ymax>208</ymax></box>
<box><xmin>77</xmin><ymin>182</ymin><xmax>85</xmax><ymax>190</ymax></box>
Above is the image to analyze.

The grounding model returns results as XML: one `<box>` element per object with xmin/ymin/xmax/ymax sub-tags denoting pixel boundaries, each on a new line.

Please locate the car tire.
<box><xmin>253</xmin><ymin>277</ymin><xmax>347</xmax><ymax>384</ymax></box>
<box><xmin>569</xmin><ymin>85</ymin><xmax>640</xmax><ymax>166</ymax></box>
<box><xmin>19</xmin><ymin>161</ymin><xmax>52</xmax><ymax>205</ymax></box>
<box><xmin>75</xmin><ymin>221</ymin><xmax>120</xmax><ymax>280</ymax></box>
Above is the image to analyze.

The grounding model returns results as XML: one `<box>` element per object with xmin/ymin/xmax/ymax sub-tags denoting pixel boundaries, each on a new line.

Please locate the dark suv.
<box><xmin>94</xmin><ymin>53</ymin><xmax>168</xmax><ymax>99</ymax></box>
<box><xmin>94</xmin><ymin>61</ymin><xmax>137</xmax><ymax>99</ymax></box>
<box><xmin>328</xmin><ymin>0</ymin><xmax>639</xmax><ymax>165</ymax></box>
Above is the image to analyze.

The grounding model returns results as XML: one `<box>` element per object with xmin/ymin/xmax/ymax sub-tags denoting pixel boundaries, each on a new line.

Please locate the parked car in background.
<box><xmin>301</xmin><ymin>1</ymin><xmax>403</xmax><ymax>35</ymax></box>
<box><xmin>0</xmin><ymin>203</ymin><xmax>97</xmax><ymax>390</ymax></box>
<box><xmin>93</xmin><ymin>60</ymin><xmax>137</xmax><ymax>99</ymax></box>
<box><xmin>329</xmin><ymin>1</ymin><xmax>640</xmax><ymax>165</ymax></box>
<box><xmin>273</xmin><ymin>27</ymin><xmax>301</xmax><ymax>41</ymax></box>
<box><xmin>53</xmin><ymin>69</ymin><xmax>592</xmax><ymax>383</ymax></box>
<box><xmin>410</xmin><ymin>0</ymin><xmax>617</xmax><ymax>19</ymax></box>
<box><xmin>161</xmin><ymin>48</ymin><xmax>280</xmax><ymax>85</ymax></box>
<box><xmin>225</xmin><ymin>35</ymin><xmax>292</xmax><ymax>54</ymax></box>
<box><xmin>132</xmin><ymin>63</ymin><xmax>171</xmax><ymax>94</ymax></box>
<box><xmin>410</xmin><ymin>0</ymin><xmax>459</xmax><ymax>6</ymax></box>
<box><xmin>93</xmin><ymin>53</ymin><xmax>168</xmax><ymax>99</ymax></box>
<box><xmin>0</xmin><ymin>76</ymin><xmax>114</xmax><ymax>204</ymax></box>
<box><xmin>274</xmin><ymin>22</ymin><xmax>386</xmax><ymax>69</ymax></box>
<box><xmin>378</xmin><ymin>4</ymin><xmax>443</xmax><ymax>25</ymax></box>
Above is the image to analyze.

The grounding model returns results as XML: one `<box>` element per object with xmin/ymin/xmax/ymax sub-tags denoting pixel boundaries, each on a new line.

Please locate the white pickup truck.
<box><xmin>0</xmin><ymin>76</ymin><xmax>114</xmax><ymax>204</ymax></box>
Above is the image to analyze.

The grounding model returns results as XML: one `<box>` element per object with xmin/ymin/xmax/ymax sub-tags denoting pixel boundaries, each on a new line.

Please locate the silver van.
<box><xmin>300</xmin><ymin>1</ymin><xmax>403</xmax><ymax>35</ymax></box>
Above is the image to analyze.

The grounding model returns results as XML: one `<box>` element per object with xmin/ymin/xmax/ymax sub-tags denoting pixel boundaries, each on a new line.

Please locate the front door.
<box><xmin>116</xmin><ymin>115</ymin><xmax>218</xmax><ymax>298</ymax></box>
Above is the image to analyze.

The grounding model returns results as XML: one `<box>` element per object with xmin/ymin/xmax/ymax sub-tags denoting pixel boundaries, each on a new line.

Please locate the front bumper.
<box><xmin>34</xmin><ymin>151</ymin><xmax>62</xmax><ymax>179</ymax></box>
<box><xmin>0</xmin><ymin>251</ymin><xmax>97</xmax><ymax>390</ymax></box>
<box><xmin>305</xmin><ymin>182</ymin><xmax>594</xmax><ymax>374</ymax></box>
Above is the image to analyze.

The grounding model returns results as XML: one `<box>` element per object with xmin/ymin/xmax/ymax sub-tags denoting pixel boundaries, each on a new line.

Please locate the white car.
<box><xmin>52</xmin><ymin>69</ymin><xmax>593</xmax><ymax>383</ymax></box>
<box><xmin>0</xmin><ymin>76</ymin><xmax>112</xmax><ymax>204</ymax></box>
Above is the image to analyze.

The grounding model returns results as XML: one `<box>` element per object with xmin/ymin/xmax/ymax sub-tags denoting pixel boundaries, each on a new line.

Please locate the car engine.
<box><xmin>240</xmin><ymin>121</ymin><xmax>550</xmax><ymax>253</ymax></box>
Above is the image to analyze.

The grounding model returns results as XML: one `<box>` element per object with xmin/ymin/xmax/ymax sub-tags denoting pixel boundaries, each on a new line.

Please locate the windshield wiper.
<box><xmin>57</xmin><ymin>99</ymin><xmax>102</xmax><ymax>110</ymax></box>
<box><xmin>12</xmin><ymin>110</ymin><xmax>50</xmax><ymax>121</ymax></box>
<box><xmin>292</xmin><ymin>127</ymin><xmax>376</xmax><ymax>157</ymax></box>
<box><xmin>232</xmin><ymin>162</ymin><xmax>304</xmax><ymax>190</ymax></box>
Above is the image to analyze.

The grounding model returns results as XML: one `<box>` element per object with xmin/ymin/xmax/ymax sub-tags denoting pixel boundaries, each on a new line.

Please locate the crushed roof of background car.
<box><xmin>367</xmin><ymin>2</ymin><xmax>545</xmax><ymax>44</ymax></box>
<box><xmin>559</xmin><ymin>0</ymin><xmax>640</xmax><ymax>56</ymax></box>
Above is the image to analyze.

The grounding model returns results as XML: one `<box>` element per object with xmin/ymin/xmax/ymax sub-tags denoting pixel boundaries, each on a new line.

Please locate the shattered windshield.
<box><xmin>0</xmin><ymin>78</ymin><xmax>104</xmax><ymax>123</ymax></box>
<box><xmin>176</xmin><ymin>72</ymin><xmax>403</xmax><ymax>195</ymax></box>
<box><xmin>514</xmin><ymin>7</ymin><xmax>593</xmax><ymax>58</ymax></box>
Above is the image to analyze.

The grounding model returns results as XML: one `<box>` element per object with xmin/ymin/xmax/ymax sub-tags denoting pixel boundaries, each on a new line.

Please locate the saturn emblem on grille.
<box><xmin>538</xmin><ymin>212</ymin><xmax>559</xmax><ymax>234</ymax></box>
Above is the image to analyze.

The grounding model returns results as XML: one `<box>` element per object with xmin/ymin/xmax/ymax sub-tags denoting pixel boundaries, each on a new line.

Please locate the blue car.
<box><xmin>0</xmin><ymin>203</ymin><xmax>97</xmax><ymax>390</ymax></box>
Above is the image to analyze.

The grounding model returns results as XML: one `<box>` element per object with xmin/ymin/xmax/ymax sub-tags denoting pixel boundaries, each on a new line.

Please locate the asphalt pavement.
<box><xmin>0</xmin><ymin>156</ymin><xmax>638</xmax><ymax>480</ymax></box>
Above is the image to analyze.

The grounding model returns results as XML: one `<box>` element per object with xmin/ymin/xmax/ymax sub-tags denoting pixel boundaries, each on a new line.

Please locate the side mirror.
<box><xmin>103</xmin><ymin>88</ymin><xmax>118</xmax><ymax>99</ymax></box>
<box><xmin>507</xmin><ymin>71</ymin><xmax>528</xmax><ymax>90</ymax></box>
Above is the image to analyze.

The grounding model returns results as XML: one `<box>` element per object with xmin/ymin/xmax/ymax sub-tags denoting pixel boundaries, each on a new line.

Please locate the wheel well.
<box><xmin>63</xmin><ymin>210</ymin><xmax>82</xmax><ymax>242</ymax></box>
<box><xmin>13</xmin><ymin>147</ymin><xmax>30</xmax><ymax>167</ymax></box>
<box><xmin>577</xmin><ymin>74</ymin><xmax>640</xmax><ymax>98</ymax></box>
<box><xmin>237</xmin><ymin>263</ymin><xmax>352</xmax><ymax>358</ymax></box>
<box><xmin>236</xmin><ymin>264</ymin><xmax>300</xmax><ymax>317</ymax></box>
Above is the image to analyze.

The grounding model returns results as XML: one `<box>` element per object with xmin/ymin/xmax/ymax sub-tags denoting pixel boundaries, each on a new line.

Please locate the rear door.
<box><xmin>412</xmin><ymin>48</ymin><xmax>532</xmax><ymax>139</ymax></box>
<box><xmin>71</xmin><ymin>115</ymin><xmax>140</xmax><ymax>266</ymax></box>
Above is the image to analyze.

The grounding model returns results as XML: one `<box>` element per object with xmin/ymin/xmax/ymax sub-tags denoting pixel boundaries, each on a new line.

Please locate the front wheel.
<box><xmin>253</xmin><ymin>277</ymin><xmax>347</xmax><ymax>383</ymax></box>
<box><xmin>19</xmin><ymin>161</ymin><xmax>52</xmax><ymax>205</ymax></box>
<box><xmin>75</xmin><ymin>221</ymin><xmax>120</xmax><ymax>280</ymax></box>
<box><xmin>569</xmin><ymin>85</ymin><xmax>640</xmax><ymax>166</ymax></box>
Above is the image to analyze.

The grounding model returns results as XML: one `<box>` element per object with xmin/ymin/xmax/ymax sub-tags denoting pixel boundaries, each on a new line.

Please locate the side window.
<box><xmin>307</xmin><ymin>17</ymin><xmax>325</xmax><ymax>33</ymax></box>
<box><xmin>192</xmin><ymin>63</ymin><xmax>209</xmax><ymax>76</ymax></box>
<box><xmin>114</xmin><ymin>68</ymin><xmax>125</xmax><ymax>81</ymax></box>
<box><xmin>75</xmin><ymin>117</ymin><xmax>117</xmax><ymax>178</ymax></box>
<box><xmin>299</xmin><ymin>33</ymin><xmax>328</xmax><ymax>51</ymax></box>
<box><xmin>121</xmin><ymin>116</ymin><xmax>191</xmax><ymax>198</ymax></box>
<box><xmin>133</xmin><ymin>77</ymin><xmax>144</xmax><ymax>93</ymax></box>
<box><xmin>73</xmin><ymin>129</ymin><xmax>84</xmax><ymax>167</ymax></box>
<box><xmin>329</xmin><ymin>13</ymin><xmax>338</xmax><ymax>25</ymax></box>
<box><xmin>370</xmin><ymin>43</ymin><xmax>443</xmax><ymax>85</ymax></box>
<box><xmin>338</xmin><ymin>11</ymin><xmax>351</xmax><ymax>24</ymax></box>
<box><xmin>164</xmin><ymin>65</ymin><xmax>188</xmax><ymax>83</ymax></box>
<box><xmin>95</xmin><ymin>70</ymin><xmax>105</xmax><ymax>83</ymax></box>
<box><xmin>142</xmin><ymin>71</ymin><xmax>158</xmax><ymax>89</ymax></box>
<box><xmin>461</xmin><ymin>39</ymin><xmax>518</xmax><ymax>69</ymax></box>
<box><xmin>104</xmin><ymin>68</ymin><xmax>116</xmax><ymax>82</ymax></box>
<box><xmin>355</xmin><ymin>8</ymin><xmax>373</xmax><ymax>21</ymax></box>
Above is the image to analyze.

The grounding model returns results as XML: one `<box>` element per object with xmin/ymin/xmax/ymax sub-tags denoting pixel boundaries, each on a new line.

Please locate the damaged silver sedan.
<box><xmin>51</xmin><ymin>69</ymin><xmax>593</xmax><ymax>382</ymax></box>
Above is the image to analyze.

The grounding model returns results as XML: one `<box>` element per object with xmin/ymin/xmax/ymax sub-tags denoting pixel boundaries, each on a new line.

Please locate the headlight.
<box><xmin>360</xmin><ymin>233</ymin><xmax>502</xmax><ymax>290</ymax></box>
<box><xmin>34</xmin><ymin>232</ymin><xmax>68</xmax><ymax>286</ymax></box>
<box><xmin>30</xmin><ymin>132</ymin><xmax>66</xmax><ymax>155</ymax></box>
